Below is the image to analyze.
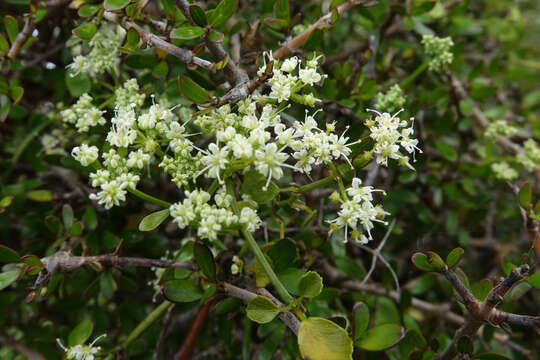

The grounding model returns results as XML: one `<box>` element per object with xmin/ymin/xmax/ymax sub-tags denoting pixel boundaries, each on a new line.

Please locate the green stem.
<box><xmin>226</xmin><ymin>179</ymin><xmax>294</xmax><ymax>304</ymax></box>
<box><xmin>128</xmin><ymin>187</ymin><xmax>172</xmax><ymax>208</ymax></box>
<box><xmin>328</xmin><ymin>163</ymin><xmax>348</xmax><ymax>200</ymax></box>
<box><xmin>280</xmin><ymin>175</ymin><xmax>334</xmax><ymax>193</ymax></box>
<box><xmin>123</xmin><ymin>300</ymin><xmax>172</xmax><ymax>348</ymax></box>
<box><xmin>400</xmin><ymin>60</ymin><xmax>429</xmax><ymax>89</ymax></box>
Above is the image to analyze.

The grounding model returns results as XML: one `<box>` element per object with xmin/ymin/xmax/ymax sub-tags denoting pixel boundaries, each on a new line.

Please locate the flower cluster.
<box><xmin>68</xmin><ymin>23</ymin><xmax>124</xmax><ymax>77</ymax></box>
<box><xmin>491</xmin><ymin>162</ymin><xmax>518</xmax><ymax>181</ymax></box>
<box><xmin>374</xmin><ymin>84</ymin><xmax>406</xmax><ymax>113</ymax></box>
<box><xmin>328</xmin><ymin>178</ymin><xmax>389</xmax><ymax>244</ymax></box>
<box><xmin>421</xmin><ymin>34</ymin><xmax>454</xmax><ymax>72</ymax></box>
<box><xmin>365</xmin><ymin>109</ymin><xmax>422</xmax><ymax>169</ymax></box>
<box><xmin>56</xmin><ymin>334</ymin><xmax>106</xmax><ymax>360</ymax></box>
<box><xmin>517</xmin><ymin>139</ymin><xmax>540</xmax><ymax>171</ymax></box>
<box><xmin>485</xmin><ymin>119</ymin><xmax>518</xmax><ymax>139</ymax></box>
<box><xmin>60</xmin><ymin>94</ymin><xmax>106</xmax><ymax>132</ymax></box>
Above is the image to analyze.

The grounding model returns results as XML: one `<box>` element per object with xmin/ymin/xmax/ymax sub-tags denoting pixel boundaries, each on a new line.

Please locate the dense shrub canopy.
<box><xmin>0</xmin><ymin>0</ymin><xmax>539</xmax><ymax>359</ymax></box>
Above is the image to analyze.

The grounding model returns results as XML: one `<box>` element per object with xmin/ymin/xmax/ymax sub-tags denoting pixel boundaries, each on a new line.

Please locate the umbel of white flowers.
<box><xmin>56</xmin><ymin>334</ymin><xmax>106</xmax><ymax>360</ymax></box>
<box><xmin>64</xmin><ymin>53</ymin><xmax>421</xmax><ymax>245</ymax></box>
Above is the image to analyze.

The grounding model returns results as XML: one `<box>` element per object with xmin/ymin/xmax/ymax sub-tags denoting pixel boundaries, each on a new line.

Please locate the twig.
<box><xmin>436</xmin><ymin>264</ymin><xmax>537</xmax><ymax>360</ymax></box>
<box><xmin>273</xmin><ymin>0</ymin><xmax>378</xmax><ymax>60</ymax></box>
<box><xmin>221</xmin><ymin>282</ymin><xmax>300</xmax><ymax>335</ymax></box>
<box><xmin>7</xmin><ymin>15</ymin><xmax>36</xmax><ymax>60</ymax></box>
<box><xmin>102</xmin><ymin>11</ymin><xmax>214</xmax><ymax>72</ymax></box>
<box><xmin>175</xmin><ymin>297</ymin><xmax>216</xmax><ymax>360</ymax></box>
<box><xmin>0</xmin><ymin>333</ymin><xmax>45</xmax><ymax>360</ymax></box>
<box><xmin>359</xmin><ymin>219</ymin><xmax>399</xmax><ymax>292</ymax></box>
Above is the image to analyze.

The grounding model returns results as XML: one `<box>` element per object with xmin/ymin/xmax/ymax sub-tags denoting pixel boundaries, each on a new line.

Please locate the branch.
<box><xmin>174</xmin><ymin>0</ymin><xmax>248</xmax><ymax>86</ymax></box>
<box><xmin>7</xmin><ymin>15</ymin><xmax>36</xmax><ymax>60</ymax></box>
<box><xmin>175</xmin><ymin>297</ymin><xmax>215</xmax><ymax>360</ymax></box>
<box><xmin>102</xmin><ymin>11</ymin><xmax>215</xmax><ymax>72</ymax></box>
<box><xmin>273</xmin><ymin>0</ymin><xmax>378</xmax><ymax>60</ymax></box>
<box><xmin>0</xmin><ymin>333</ymin><xmax>45</xmax><ymax>360</ymax></box>
<box><xmin>221</xmin><ymin>282</ymin><xmax>300</xmax><ymax>335</ymax></box>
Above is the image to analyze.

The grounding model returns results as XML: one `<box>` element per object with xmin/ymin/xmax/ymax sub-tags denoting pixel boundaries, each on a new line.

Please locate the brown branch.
<box><xmin>174</xmin><ymin>0</ymin><xmax>248</xmax><ymax>86</ymax></box>
<box><xmin>175</xmin><ymin>297</ymin><xmax>216</xmax><ymax>360</ymax></box>
<box><xmin>102</xmin><ymin>11</ymin><xmax>214</xmax><ymax>72</ymax></box>
<box><xmin>221</xmin><ymin>282</ymin><xmax>300</xmax><ymax>335</ymax></box>
<box><xmin>273</xmin><ymin>0</ymin><xmax>378</xmax><ymax>60</ymax></box>
<box><xmin>40</xmin><ymin>251</ymin><xmax>197</xmax><ymax>274</ymax></box>
<box><xmin>0</xmin><ymin>333</ymin><xmax>45</xmax><ymax>360</ymax></box>
<box><xmin>7</xmin><ymin>15</ymin><xmax>36</xmax><ymax>60</ymax></box>
<box><xmin>436</xmin><ymin>265</ymin><xmax>535</xmax><ymax>360</ymax></box>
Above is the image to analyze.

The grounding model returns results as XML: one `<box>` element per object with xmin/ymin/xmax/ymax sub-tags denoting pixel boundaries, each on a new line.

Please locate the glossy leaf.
<box><xmin>355</xmin><ymin>323</ymin><xmax>405</xmax><ymax>351</ymax></box>
<box><xmin>298</xmin><ymin>271</ymin><xmax>323</xmax><ymax>298</ymax></box>
<box><xmin>518</xmin><ymin>183</ymin><xmax>532</xmax><ymax>209</ymax></box>
<box><xmin>163</xmin><ymin>279</ymin><xmax>203</xmax><ymax>303</ymax></box>
<box><xmin>246</xmin><ymin>295</ymin><xmax>280</xmax><ymax>324</ymax></box>
<box><xmin>353</xmin><ymin>302</ymin><xmax>370</xmax><ymax>341</ymax></box>
<box><xmin>241</xmin><ymin>170</ymin><xmax>279</xmax><ymax>204</ymax></box>
<box><xmin>189</xmin><ymin>4</ymin><xmax>208</xmax><ymax>26</ymax></box>
<box><xmin>208</xmin><ymin>0</ymin><xmax>237</xmax><ymax>27</ymax></box>
<box><xmin>138</xmin><ymin>209</ymin><xmax>170</xmax><ymax>231</ymax></box>
<box><xmin>0</xmin><ymin>270</ymin><xmax>20</xmax><ymax>291</ymax></box>
<box><xmin>72</xmin><ymin>23</ymin><xmax>97</xmax><ymax>40</ymax></box>
<box><xmin>4</xmin><ymin>15</ymin><xmax>19</xmax><ymax>44</ymax></box>
<box><xmin>446</xmin><ymin>247</ymin><xmax>464</xmax><ymax>268</ymax></box>
<box><xmin>68</xmin><ymin>318</ymin><xmax>94</xmax><ymax>347</ymax></box>
<box><xmin>194</xmin><ymin>242</ymin><xmax>216</xmax><ymax>281</ymax></box>
<box><xmin>104</xmin><ymin>0</ymin><xmax>131</xmax><ymax>11</ymax></box>
<box><xmin>178</xmin><ymin>75</ymin><xmax>211</xmax><ymax>104</ymax></box>
<box><xmin>26</xmin><ymin>189</ymin><xmax>52</xmax><ymax>202</ymax></box>
<box><xmin>171</xmin><ymin>25</ymin><xmax>205</xmax><ymax>40</ymax></box>
<box><xmin>0</xmin><ymin>245</ymin><xmax>20</xmax><ymax>264</ymax></box>
<box><xmin>9</xmin><ymin>86</ymin><xmax>23</xmax><ymax>105</ymax></box>
<box><xmin>298</xmin><ymin>317</ymin><xmax>353</xmax><ymax>360</ymax></box>
<box><xmin>411</xmin><ymin>252</ymin><xmax>433</xmax><ymax>272</ymax></box>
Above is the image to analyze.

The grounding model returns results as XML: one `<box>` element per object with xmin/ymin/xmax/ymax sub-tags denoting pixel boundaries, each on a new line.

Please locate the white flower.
<box><xmin>170</xmin><ymin>201</ymin><xmax>196</xmax><ymax>229</ymax></box>
<box><xmin>90</xmin><ymin>169</ymin><xmax>110</xmax><ymax>187</ymax></box>
<box><xmin>230</xmin><ymin>134</ymin><xmax>253</xmax><ymax>159</ymax></box>
<box><xmin>346</xmin><ymin>177</ymin><xmax>385</xmax><ymax>203</ymax></box>
<box><xmin>255</xmin><ymin>143</ymin><xmax>295</xmax><ymax>190</ymax></box>
<box><xmin>72</xmin><ymin>144</ymin><xmax>99</xmax><ymax>166</ymax></box>
<box><xmin>127</xmin><ymin>149</ymin><xmax>151</xmax><ymax>169</ymax></box>
<box><xmin>215</xmin><ymin>187</ymin><xmax>233</xmax><ymax>208</ymax></box>
<box><xmin>281</xmin><ymin>57</ymin><xmax>299</xmax><ymax>73</ymax></box>
<box><xmin>89</xmin><ymin>180</ymin><xmax>127</xmax><ymax>209</ymax></box>
<box><xmin>299</xmin><ymin>67</ymin><xmax>322</xmax><ymax>85</ymax></box>
<box><xmin>239</xmin><ymin>207</ymin><xmax>262</xmax><ymax>232</ymax></box>
<box><xmin>199</xmin><ymin>143</ymin><xmax>230</xmax><ymax>183</ymax></box>
<box><xmin>57</xmin><ymin>334</ymin><xmax>106</xmax><ymax>360</ymax></box>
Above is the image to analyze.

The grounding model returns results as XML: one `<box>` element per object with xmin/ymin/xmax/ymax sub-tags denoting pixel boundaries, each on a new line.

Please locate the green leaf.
<box><xmin>446</xmin><ymin>247</ymin><xmax>464</xmax><ymax>268</ymax></box>
<box><xmin>334</xmin><ymin>256</ymin><xmax>365</xmax><ymax>280</ymax></box>
<box><xmin>0</xmin><ymin>195</ymin><xmax>14</xmax><ymax>208</ymax></box>
<box><xmin>65</xmin><ymin>72</ymin><xmax>91</xmax><ymax>97</ymax></box>
<box><xmin>9</xmin><ymin>86</ymin><xmax>23</xmax><ymax>105</ymax></box>
<box><xmin>83</xmin><ymin>206</ymin><xmax>98</xmax><ymax>230</ymax></box>
<box><xmin>138</xmin><ymin>209</ymin><xmax>170</xmax><ymax>231</ymax></box>
<box><xmin>100</xmin><ymin>271</ymin><xmax>117</xmax><ymax>299</ymax></box>
<box><xmin>69</xmin><ymin>221</ymin><xmax>84</xmax><ymax>236</ymax></box>
<box><xmin>298</xmin><ymin>271</ymin><xmax>323</xmax><ymax>298</ymax></box>
<box><xmin>170</xmin><ymin>25</ymin><xmax>205</xmax><ymax>40</ymax></box>
<box><xmin>518</xmin><ymin>183</ymin><xmax>532</xmax><ymax>209</ymax></box>
<box><xmin>410</xmin><ymin>2</ymin><xmax>436</xmax><ymax>16</ymax></box>
<box><xmin>411</xmin><ymin>253</ymin><xmax>433</xmax><ymax>272</ymax></box>
<box><xmin>241</xmin><ymin>170</ymin><xmax>279</xmax><ymax>204</ymax></box>
<box><xmin>0</xmin><ymin>34</ymin><xmax>9</xmax><ymax>55</ymax></box>
<box><xmin>208</xmin><ymin>0</ymin><xmax>237</xmax><ymax>27</ymax></box>
<box><xmin>246</xmin><ymin>295</ymin><xmax>280</xmax><ymax>324</ymax></box>
<box><xmin>0</xmin><ymin>270</ymin><xmax>20</xmax><ymax>291</ymax></box>
<box><xmin>194</xmin><ymin>242</ymin><xmax>216</xmax><ymax>281</ymax></box>
<box><xmin>298</xmin><ymin>317</ymin><xmax>353</xmax><ymax>360</ymax></box>
<box><xmin>62</xmin><ymin>204</ymin><xmax>74</xmax><ymax>229</ymax></box>
<box><xmin>78</xmin><ymin>4</ymin><xmax>101</xmax><ymax>18</ymax></box>
<box><xmin>207</xmin><ymin>29</ymin><xmax>224</xmax><ymax>43</ymax></box>
<box><xmin>26</xmin><ymin>189</ymin><xmax>53</xmax><ymax>202</ymax></box>
<box><xmin>471</xmin><ymin>279</ymin><xmax>492</xmax><ymax>301</ymax></box>
<box><xmin>277</xmin><ymin>267</ymin><xmax>304</xmax><ymax>295</ymax></box>
<box><xmin>73</xmin><ymin>23</ymin><xmax>97</xmax><ymax>40</ymax></box>
<box><xmin>0</xmin><ymin>245</ymin><xmax>20</xmax><ymax>264</ymax></box>
<box><xmin>163</xmin><ymin>279</ymin><xmax>203</xmax><ymax>302</ymax></box>
<box><xmin>68</xmin><ymin>318</ymin><xmax>94</xmax><ymax>347</ymax></box>
<box><xmin>178</xmin><ymin>76</ymin><xmax>211</xmax><ymax>104</ymax></box>
<box><xmin>4</xmin><ymin>15</ymin><xmax>19</xmax><ymax>44</ymax></box>
<box><xmin>189</xmin><ymin>4</ymin><xmax>208</xmax><ymax>26</ymax></box>
<box><xmin>119</xmin><ymin>28</ymin><xmax>140</xmax><ymax>54</ymax></box>
<box><xmin>426</xmin><ymin>251</ymin><xmax>445</xmax><ymax>271</ymax></box>
<box><xmin>435</xmin><ymin>140</ymin><xmax>457</xmax><ymax>161</ymax></box>
<box><xmin>104</xmin><ymin>0</ymin><xmax>131</xmax><ymax>11</ymax></box>
<box><xmin>275</xmin><ymin>0</ymin><xmax>290</xmax><ymax>22</ymax></box>
<box><xmin>353</xmin><ymin>302</ymin><xmax>370</xmax><ymax>341</ymax></box>
<box><xmin>355</xmin><ymin>323</ymin><xmax>405</xmax><ymax>351</ymax></box>
<box><xmin>528</xmin><ymin>273</ymin><xmax>540</xmax><ymax>289</ymax></box>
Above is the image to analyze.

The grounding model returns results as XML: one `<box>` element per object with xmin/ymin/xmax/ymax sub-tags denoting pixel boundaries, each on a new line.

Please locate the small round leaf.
<box><xmin>298</xmin><ymin>271</ymin><xmax>323</xmax><ymax>298</ymax></box>
<box><xmin>298</xmin><ymin>317</ymin><xmax>353</xmax><ymax>360</ymax></box>
<box><xmin>246</xmin><ymin>296</ymin><xmax>280</xmax><ymax>324</ymax></box>
<box><xmin>138</xmin><ymin>209</ymin><xmax>170</xmax><ymax>231</ymax></box>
